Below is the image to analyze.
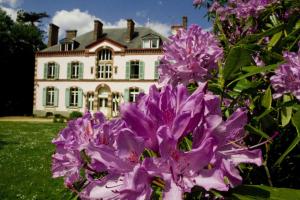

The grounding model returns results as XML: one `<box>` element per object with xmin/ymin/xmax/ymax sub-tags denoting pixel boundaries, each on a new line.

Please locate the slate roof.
<box><xmin>42</xmin><ymin>27</ymin><xmax>168</xmax><ymax>52</ymax></box>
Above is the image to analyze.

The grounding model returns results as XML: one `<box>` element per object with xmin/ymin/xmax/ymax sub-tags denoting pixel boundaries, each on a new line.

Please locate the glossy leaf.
<box><xmin>261</xmin><ymin>87</ymin><xmax>272</xmax><ymax>109</ymax></box>
<box><xmin>223</xmin><ymin>47</ymin><xmax>253</xmax><ymax>81</ymax></box>
<box><xmin>230</xmin><ymin>185</ymin><xmax>300</xmax><ymax>200</ymax></box>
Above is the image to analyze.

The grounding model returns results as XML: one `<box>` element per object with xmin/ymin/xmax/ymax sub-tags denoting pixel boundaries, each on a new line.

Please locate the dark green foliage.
<box><xmin>0</xmin><ymin>8</ymin><xmax>47</xmax><ymax>116</ymax></box>
<box><xmin>69</xmin><ymin>111</ymin><xmax>83</xmax><ymax>120</ymax></box>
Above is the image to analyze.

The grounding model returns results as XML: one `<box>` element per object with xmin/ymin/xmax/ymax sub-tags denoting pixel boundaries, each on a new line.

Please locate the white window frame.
<box><xmin>142</xmin><ymin>39</ymin><xmax>159</xmax><ymax>49</ymax></box>
<box><xmin>71</xmin><ymin>62</ymin><xmax>79</xmax><ymax>79</ymax></box>
<box><xmin>129</xmin><ymin>88</ymin><xmax>139</xmax><ymax>102</ymax></box>
<box><xmin>99</xmin><ymin>49</ymin><xmax>112</xmax><ymax>61</ymax></box>
<box><xmin>47</xmin><ymin>63</ymin><xmax>55</xmax><ymax>79</ymax></box>
<box><xmin>70</xmin><ymin>88</ymin><xmax>79</xmax><ymax>107</ymax></box>
<box><xmin>46</xmin><ymin>87</ymin><xmax>55</xmax><ymax>106</ymax></box>
<box><xmin>130</xmin><ymin>61</ymin><xmax>140</xmax><ymax>79</ymax></box>
<box><xmin>97</xmin><ymin>64</ymin><xmax>112</xmax><ymax>79</ymax></box>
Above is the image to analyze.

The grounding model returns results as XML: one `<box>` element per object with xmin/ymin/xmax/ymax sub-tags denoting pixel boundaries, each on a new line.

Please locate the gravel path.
<box><xmin>0</xmin><ymin>116</ymin><xmax>52</xmax><ymax>122</ymax></box>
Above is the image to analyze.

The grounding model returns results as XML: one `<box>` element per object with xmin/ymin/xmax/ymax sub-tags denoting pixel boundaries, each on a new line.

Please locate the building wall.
<box><xmin>34</xmin><ymin>46</ymin><xmax>162</xmax><ymax>117</ymax></box>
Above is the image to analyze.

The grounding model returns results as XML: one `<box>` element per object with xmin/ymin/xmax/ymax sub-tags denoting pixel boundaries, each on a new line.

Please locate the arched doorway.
<box><xmin>95</xmin><ymin>84</ymin><xmax>111</xmax><ymax>117</ymax></box>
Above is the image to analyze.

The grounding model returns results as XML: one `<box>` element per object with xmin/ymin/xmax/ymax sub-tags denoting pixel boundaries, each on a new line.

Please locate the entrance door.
<box><xmin>98</xmin><ymin>87</ymin><xmax>110</xmax><ymax>116</ymax></box>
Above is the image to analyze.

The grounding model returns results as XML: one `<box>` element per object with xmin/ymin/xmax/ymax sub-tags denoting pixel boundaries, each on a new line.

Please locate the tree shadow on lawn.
<box><xmin>0</xmin><ymin>135</ymin><xmax>19</xmax><ymax>150</ymax></box>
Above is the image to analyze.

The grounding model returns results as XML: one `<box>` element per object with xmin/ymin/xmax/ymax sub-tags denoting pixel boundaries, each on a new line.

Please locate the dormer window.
<box><xmin>59</xmin><ymin>38</ymin><xmax>78</xmax><ymax>51</ymax></box>
<box><xmin>142</xmin><ymin>39</ymin><xmax>159</xmax><ymax>48</ymax></box>
<box><xmin>142</xmin><ymin>33</ymin><xmax>160</xmax><ymax>49</ymax></box>
<box><xmin>60</xmin><ymin>42</ymin><xmax>73</xmax><ymax>51</ymax></box>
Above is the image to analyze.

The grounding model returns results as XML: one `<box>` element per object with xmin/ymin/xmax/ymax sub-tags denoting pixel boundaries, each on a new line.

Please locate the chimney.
<box><xmin>66</xmin><ymin>30</ymin><xmax>77</xmax><ymax>39</ymax></box>
<box><xmin>126</xmin><ymin>19</ymin><xmax>135</xmax><ymax>42</ymax></box>
<box><xmin>48</xmin><ymin>23</ymin><xmax>59</xmax><ymax>47</ymax></box>
<box><xmin>182</xmin><ymin>16</ymin><xmax>188</xmax><ymax>30</ymax></box>
<box><xmin>93</xmin><ymin>20</ymin><xmax>103</xmax><ymax>41</ymax></box>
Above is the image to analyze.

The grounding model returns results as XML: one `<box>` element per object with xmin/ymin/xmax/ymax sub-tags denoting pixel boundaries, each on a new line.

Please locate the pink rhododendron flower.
<box><xmin>271</xmin><ymin>45</ymin><xmax>300</xmax><ymax>100</ymax></box>
<box><xmin>159</xmin><ymin>24</ymin><xmax>223</xmax><ymax>86</ymax></box>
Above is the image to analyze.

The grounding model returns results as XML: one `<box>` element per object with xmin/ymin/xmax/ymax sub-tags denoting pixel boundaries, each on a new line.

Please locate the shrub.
<box><xmin>69</xmin><ymin>111</ymin><xmax>83</xmax><ymax>120</ymax></box>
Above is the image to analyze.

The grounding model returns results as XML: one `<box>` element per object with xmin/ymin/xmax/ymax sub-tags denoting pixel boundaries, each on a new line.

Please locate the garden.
<box><xmin>1</xmin><ymin>0</ymin><xmax>300</xmax><ymax>199</ymax></box>
<box><xmin>50</xmin><ymin>0</ymin><xmax>300</xmax><ymax>199</ymax></box>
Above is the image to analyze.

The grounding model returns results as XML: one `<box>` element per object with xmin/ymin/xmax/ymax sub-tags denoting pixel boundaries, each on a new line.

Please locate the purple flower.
<box><xmin>121</xmin><ymin>84</ymin><xmax>262</xmax><ymax>196</ymax></box>
<box><xmin>159</xmin><ymin>24</ymin><xmax>223</xmax><ymax>86</ymax></box>
<box><xmin>271</xmin><ymin>46</ymin><xmax>300</xmax><ymax>100</ymax></box>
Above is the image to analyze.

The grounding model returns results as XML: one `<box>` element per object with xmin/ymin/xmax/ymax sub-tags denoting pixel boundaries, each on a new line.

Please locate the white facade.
<box><xmin>33</xmin><ymin>40</ymin><xmax>163</xmax><ymax>118</ymax></box>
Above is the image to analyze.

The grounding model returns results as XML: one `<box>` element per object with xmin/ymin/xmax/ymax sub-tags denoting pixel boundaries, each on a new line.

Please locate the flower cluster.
<box><xmin>271</xmin><ymin>45</ymin><xmax>300</xmax><ymax>100</ymax></box>
<box><xmin>158</xmin><ymin>24</ymin><xmax>223</xmax><ymax>86</ymax></box>
<box><xmin>52</xmin><ymin>84</ymin><xmax>262</xmax><ymax>199</ymax></box>
<box><xmin>209</xmin><ymin>0</ymin><xmax>277</xmax><ymax>20</ymax></box>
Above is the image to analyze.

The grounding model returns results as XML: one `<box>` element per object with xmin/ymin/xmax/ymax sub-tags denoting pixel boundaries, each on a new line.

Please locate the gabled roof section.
<box><xmin>41</xmin><ymin>27</ymin><xmax>169</xmax><ymax>52</ymax></box>
<box><xmin>141</xmin><ymin>33</ymin><xmax>161</xmax><ymax>39</ymax></box>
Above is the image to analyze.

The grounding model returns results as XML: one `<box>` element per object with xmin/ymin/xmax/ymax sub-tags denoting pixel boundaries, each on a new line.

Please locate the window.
<box><xmin>70</xmin><ymin>88</ymin><xmax>79</xmax><ymax>107</ymax></box>
<box><xmin>130</xmin><ymin>61</ymin><xmax>139</xmax><ymax>79</ymax></box>
<box><xmin>87</xmin><ymin>93</ymin><xmax>94</xmax><ymax>111</ymax></box>
<box><xmin>129</xmin><ymin>88</ymin><xmax>140</xmax><ymax>102</ymax></box>
<box><xmin>71</xmin><ymin>62</ymin><xmax>79</xmax><ymax>79</ymax></box>
<box><xmin>47</xmin><ymin>63</ymin><xmax>55</xmax><ymax>79</ymax></box>
<box><xmin>97</xmin><ymin>64</ymin><xmax>112</xmax><ymax>79</ymax></box>
<box><xmin>99</xmin><ymin>49</ymin><xmax>112</xmax><ymax>61</ymax></box>
<box><xmin>112</xmin><ymin>93</ymin><xmax>120</xmax><ymax>116</ymax></box>
<box><xmin>142</xmin><ymin>39</ymin><xmax>159</xmax><ymax>48</ymax></box>
<box><xmin>60</xmin><ymin>43</ymin><xmax>73</xmax><ymax>51</ymax></box>
<box><xmin>46</xmin><ymin>87</ymin><xmax>55</xmax><ymax>106</ymax></box>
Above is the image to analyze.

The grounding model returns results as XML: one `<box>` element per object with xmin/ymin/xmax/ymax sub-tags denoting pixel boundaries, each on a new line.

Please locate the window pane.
<box><xmin>152</xmin><ymin>39</ymin><xmax>158</xmax><ymax>48</ymax></box>
<box><xmin>130</xmin><ymin>61</ymin><xmax>139</xmax><ymax>79</ymax></box>
<box><xmin>143</xmin><ymin>40</ymin><xmax>150</xmax><ymax>48</ymax></box>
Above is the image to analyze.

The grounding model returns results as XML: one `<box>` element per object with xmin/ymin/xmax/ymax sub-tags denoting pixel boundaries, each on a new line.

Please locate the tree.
<box><xmin>0</xmin><ymin>8</ymin><xmax>46</xmax><ymax>116</ymax></box>
<box><xmin>16</xmin><ymin>10</ymin><xmax>49</xmax><ymax>26</ymax></box>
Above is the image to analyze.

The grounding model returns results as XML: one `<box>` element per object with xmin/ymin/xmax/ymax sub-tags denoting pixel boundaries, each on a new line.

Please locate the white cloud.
<box><xmin>0</xmin><ymin>0</ymin><xmax>22</xmax><ymax>8</ymax></box>
<box><xmin>51</xmin><ymin>8</ymin><xmax>170</xmax><ymax>39</ymax></box>
<box><xmin>1</xmin><ymin>6</ymin><xmax>18</xmax><ymax>20</ymax></box>
<box><xmin>146</xmin><ymin>21</ymin><xmax>170</xmax><ymax>37</ymax></box>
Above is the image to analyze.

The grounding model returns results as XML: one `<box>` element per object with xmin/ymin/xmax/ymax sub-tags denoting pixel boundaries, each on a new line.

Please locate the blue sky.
<box><xmin>0</xmin><ymin>0</ymin><xmax>211</xmax><ymax>37</ymax></box>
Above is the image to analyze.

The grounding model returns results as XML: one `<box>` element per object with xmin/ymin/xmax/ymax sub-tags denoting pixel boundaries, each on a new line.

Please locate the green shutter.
<box><xmin>139</xmin><ymin>61</ymin><xmax>145</xmax><ymax>79</ymax></box>
<box><xmin>78</xmin><ymin>88</ymin><xmax>83</xmax><ymax>108</ymax></box>
<box><xmin>44</xmin><ymin>64</ymin><xmax>48</xmax><ymax>79</ymax></box>
<box><xmin>42</xmin><ymin>88</ymin><xmax>46</xmax><ymax>106</ymax></box>
<box><xmin>124</xmin><ymin>88</ymin><xmax>129</xmax><ymax>102</ymax></box>
<box><xmin>55</xmin><ymin>63</ymin><xmax>59</xmax><ymax>79</ymax></box>
<box><xmin>79</xmin><ymin>63</ymin><xmax>84</xmax><ymax>79</ymax></box>
<box><xmin>125</xmin><ymin>62</ymin><xmax>130</xmax><ymax>79</ymax></box>
<box><xmin>54</xmin><ymin>88</ymin><xmax>59</xmax><ymax>107</ymax></box>
<box><xmin>67</xmin><ymin>63</ymin><xmax>71</xmax><ymax>79</ymax></box>
<box><xmin>65</xmin><ymin>88</ymin><xmax>70</xmax><ymax>107</ymax></box>
<box><xmin>154</xmin><ymin>61</ymin><xmax>159</xmax><ymax>79</ymax></box>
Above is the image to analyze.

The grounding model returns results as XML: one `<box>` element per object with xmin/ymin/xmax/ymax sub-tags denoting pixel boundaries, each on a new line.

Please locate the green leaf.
<box><xmin>292</xmin><ymin>110</ymin><xmax>300</xmax><ymax>137</ymax></box>
<box><xmin>237</xmin><ymin>24</ymin><xmax>285</xmax><ymax>44</ymax></box>
<box><xmin>245</xmin><ymin>124</ymin><xmax>269</xmax><ymax>139</ymax></box>
<box><xmin>227</xmin><ymin>63</ymin><xmax>280</xmax><ymax>87</ymax></box>
<box><xmin>281</xmin><ymin>95</ymin><xmax>293</xmax><ymax>127</ymax></box>
<box><xmin>223</xmin><ymin>47</ymin><xmax>253</xmax><ymax>81</ymax></box>
<box><xmin>230</xmin><ymin>185</ymin><xmax>300</xmax><ymax>200</ymax></box>
<box><xmin>261</xmin><ymin>87</ymin><xmax>272</xmax><ymax>109</ymax></box>
<box><xmin>267</xmin><ymin>31</ymin><xmax>282</xmax><ymax>50</ymax></box>
<box><xmin>274</xmin><ymin>135</ymin><xmax>300</xmax><ymax>166</ymax></box>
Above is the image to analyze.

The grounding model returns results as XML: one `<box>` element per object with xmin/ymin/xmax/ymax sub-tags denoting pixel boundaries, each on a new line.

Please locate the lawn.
<box><xmin>0</xmin><ymin>122</ymin><xmax>71</xmax><ymax>200</ymax></box>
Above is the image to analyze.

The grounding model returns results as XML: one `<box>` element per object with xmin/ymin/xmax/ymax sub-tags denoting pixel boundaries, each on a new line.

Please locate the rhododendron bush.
<box><xmin>52</xmin><ymin>0</ymin><xmax>300</xmax><ymax>199</ymax></box>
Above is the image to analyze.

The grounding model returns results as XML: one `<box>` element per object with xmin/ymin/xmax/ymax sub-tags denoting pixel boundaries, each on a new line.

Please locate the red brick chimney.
<box><xmin>93</xmin><ymin>20</ymin><xmax>103</xmax><ymax>41</ymax></box>
<box><xmin>126</xmin><ymin>19</ymin><xmax>135</xmax><ymax>42</ymax></box>
<box><xmin>182</xmin><ymin>16</ymin><xmax>188</xmax><ymax>30</ymax></box>
<box><xmin>47</xmin><ymin>23</ymin><xmax>59</xmax><ymax>47</ymax></box>
<box><xmin>66</xmin><ymin>30</ymin><xmax>77</xmax><ymax>39</ymax></box>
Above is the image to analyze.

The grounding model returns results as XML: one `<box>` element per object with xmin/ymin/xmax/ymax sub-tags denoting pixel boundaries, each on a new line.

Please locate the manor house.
<box><xmin>33</xmin><ymin>17</ymin><xmax>187</xmax><ymax>118</ymax></box>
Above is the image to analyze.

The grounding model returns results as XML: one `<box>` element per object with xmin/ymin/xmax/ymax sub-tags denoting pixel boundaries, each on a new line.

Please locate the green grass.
<box><xmin>0</xmin><ymin>122</ymin><xmax>71</xmax><ymax>200</ymax></box>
